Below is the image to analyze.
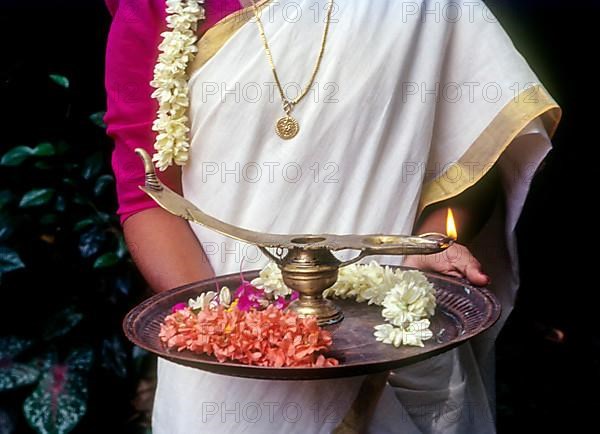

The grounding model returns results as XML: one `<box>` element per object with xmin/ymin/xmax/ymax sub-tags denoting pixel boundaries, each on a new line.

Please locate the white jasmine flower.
<box><xmin>188</xmin><ymin>290</ymin><xmax>216</xmax><ymax>311</ymax></box>
<box><xmin>150</xmin><ymin>0</ymin><xmax>205</xmax><ymax>171</ymax></box>
<box><xmin>381</xmin><ymin>270</ymin><xmax>436</xmax><ymax>326</ymax></box>
<box><xmin>324</xmin><ymin>261</ymin><xmax>390</xmax><ymax>302</ymax></box>
<box><xmin>325</xmin><ymin>260</ymin><xmax>411</xmax><ymax>307</ymax></box>
<box><xmin>374</xmin><ymin>320</ymin><xmax>433</xmax><ymax>348</ymax></box>
<box><xmin>219</xmin><ymin>286</ymin><xmax>232</xmax><ymax>307</ymax></box>
<box><xmin>251</xmin><ymin>262</ymin><xmax>291</xmax><ymax>298</ymax></box>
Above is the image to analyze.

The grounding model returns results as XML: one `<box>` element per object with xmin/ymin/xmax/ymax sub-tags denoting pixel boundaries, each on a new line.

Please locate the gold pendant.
<box><xmin>276</xmin><ymin>115</ymin><xmax>299</xmax><ymax>140</ymax></box>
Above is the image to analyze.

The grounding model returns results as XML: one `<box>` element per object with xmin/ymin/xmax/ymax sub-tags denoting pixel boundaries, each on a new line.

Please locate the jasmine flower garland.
<box><xmin>251</xmin><ymin>261</ymin><xmax>293</xmax><ymax>298</ymax></box>
<box><xmin>255</xmin><ymin>260</ymin><xmax>437</xmax><ymax>348</ymax></box>
<box><xmin>373</xmin><ymin>320</ymin><xmax>433</xmax><ymax>348</ymax></box>
<box><xmin>150</xmin><ymin>0</ymin><xmax>206</xmax><ymax>171</ymax></box>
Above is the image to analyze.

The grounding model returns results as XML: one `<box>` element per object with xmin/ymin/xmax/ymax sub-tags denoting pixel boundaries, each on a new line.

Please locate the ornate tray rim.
<box><xmin>123</xmin><ymin>267</ymin><xmax>501</xmax><ymax>380</ymax></box>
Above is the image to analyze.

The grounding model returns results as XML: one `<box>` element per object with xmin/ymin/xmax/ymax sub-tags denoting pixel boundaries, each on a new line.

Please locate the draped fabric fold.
<box><xmin>152</xmin><ymin>1</ymin><xmax>561</xmax><ymax>432</ymax></box>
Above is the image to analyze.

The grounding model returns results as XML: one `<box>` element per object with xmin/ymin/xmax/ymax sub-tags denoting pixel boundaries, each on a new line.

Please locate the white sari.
<box><xmin>152</xmin><ymin>1</ymin><xmax>561</xmax><ymax>432</ymax></box>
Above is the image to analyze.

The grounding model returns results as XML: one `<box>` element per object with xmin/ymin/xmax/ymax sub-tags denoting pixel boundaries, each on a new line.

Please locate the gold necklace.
<box><xmin>251</xmin><ymin>0</ymin><xmax>335</xmax><ymax>139</ymax></box>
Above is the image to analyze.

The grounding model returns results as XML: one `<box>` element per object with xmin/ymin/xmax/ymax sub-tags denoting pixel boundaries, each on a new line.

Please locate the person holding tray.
<box><xmin>104</xmin><ymin>0</ymin><xmax>560</xmax><ymax>432</ymax></box>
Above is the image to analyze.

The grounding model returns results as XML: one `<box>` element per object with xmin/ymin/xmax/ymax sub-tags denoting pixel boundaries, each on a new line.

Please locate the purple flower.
<box><xmin>171</xmin><ymin>302</ymin><xmax>187</xmax><ymax>313</ymax></box>
<box><xmin>231</xmin><ymin>262</ymin><xmax>301</xmax><ymax>312</ymax></box>
<box><xmin>273</xmin><ymin>296</ymin><xmax>287</xmax><ymax>310</ymax></box>
<box><xmin>272</xmin><ymin>291</ymin><xmax>300</xmax><ymax>310</ymax></box>
<box><xmin>234</xmin><ymin>280</ymin><xmax>266</xmax><ymax>312</ymax></box>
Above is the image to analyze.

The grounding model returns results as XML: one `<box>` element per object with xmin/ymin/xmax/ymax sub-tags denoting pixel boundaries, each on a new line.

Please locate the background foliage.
<box><xmin>0</xmin><ymin>9</ymin><xmax>153</xmax><ymax>430</ymax></box>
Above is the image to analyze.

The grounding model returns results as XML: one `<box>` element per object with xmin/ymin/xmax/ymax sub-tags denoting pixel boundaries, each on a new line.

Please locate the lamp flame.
<box><xmin>446</xmin><ymin>208</ymin><xmax>458</xmax><ymax>240</ymax></box>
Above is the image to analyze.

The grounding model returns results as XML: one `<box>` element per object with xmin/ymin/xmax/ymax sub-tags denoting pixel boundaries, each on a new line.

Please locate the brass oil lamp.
<box><xmin>135</xmin><ymin>149</ymin><xmax>454</xmax><ymax>325</ymax></box>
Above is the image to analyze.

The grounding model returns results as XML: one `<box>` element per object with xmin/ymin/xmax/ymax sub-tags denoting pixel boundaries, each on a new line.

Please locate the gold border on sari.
<box><xmin>187</xmin><ymin>0</ymin><xmax>272</xmax><ymax>77</ymax></box>
<box><xmin>418</xmin><ymin>85</ymin><xmax>562</xmax><ymax>214</ymax></box>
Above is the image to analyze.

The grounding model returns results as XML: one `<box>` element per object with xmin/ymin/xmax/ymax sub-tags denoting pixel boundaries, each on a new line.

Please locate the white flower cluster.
<box><xmin>373</xmin><ymin>270</ymin><xmax>436</xmax><ymax>347</ymax></box>
<box><xmin>188</xmin><ymin>286</ymin><xmax>231</xmax><ymax>311</ymax></box>
<box><xmin>250</xmin><ymin>262</ymin><xmax>292</xmax><ymax>298</ymax></box>
<box><xmin>256</xmin><ymin>260</ymin><xmax>437</xmax><ymax>347</ymax></box>
<box><xmin>373</xmin><ymin>320</ymin><xmax>433</xmax><ymax>348</ymax></box>
<box><xmin>380</xmin><ymin>270</ymin><xmax>436</xmax><ymax>325</ymax></box>
<box><xmin>323</xmin><ymin>261</ymin><xmax>400</xmax><ymax>305</ymax></box>
<box><xmin>327</xmin><ymin>261</ymin><xmax>436</xmax><ymax>347</ymax></box>
<box><xmin>150</xmin><ymin>0</ymin><xmax>206</xmax><ymax>171</ymax></box>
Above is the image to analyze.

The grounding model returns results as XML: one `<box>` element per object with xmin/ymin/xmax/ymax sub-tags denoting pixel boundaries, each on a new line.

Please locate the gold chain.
<box><xmin>250</xmin><ymin>0</ymin><xmax>335</xmax><ymax>139</ymax></box>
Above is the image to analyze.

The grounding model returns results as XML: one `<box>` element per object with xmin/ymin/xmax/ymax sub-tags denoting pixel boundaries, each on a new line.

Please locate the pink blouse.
<box><xmin>104</xmin><ymin>0</ymin><xmax>243</xmax><ymax>224</ymax></box>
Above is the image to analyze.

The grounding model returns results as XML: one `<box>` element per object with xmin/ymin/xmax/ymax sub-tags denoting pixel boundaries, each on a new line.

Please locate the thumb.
<box><xmin>463</xmin><ymin>261</ymin><xmax>491</xmax><ymax>286</ymax></box>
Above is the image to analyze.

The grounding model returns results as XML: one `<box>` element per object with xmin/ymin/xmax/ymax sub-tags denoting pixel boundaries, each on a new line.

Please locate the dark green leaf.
<box><xmin>97</xmin><ymin>212</ymin><xmax>111</xmax><ymax>223</ymax></box>
<box><xmin>0</xmin><ymin>247</ymin><xmax>25</xmax><ymax>273</ymax></box>
<box><xmin>40</xmin><ymin>214</ymin><xmax>58</xmax><ymax>226</ymax></box>
<box><xmin>93</xmin><ymin>174</ymin><xmax>114</xmax><ymax>197</ymax></box>
<box><xmin>81</xmin><ymin>152</ymin><xmax>103</xmax><ymax>181</ymax></box>
<box><xmin>131</xmin><ymin>346</ymin><xmax>147</xmax><ymax>361</ymax></box>
<box><xmin>0</xmin><ymin>337</ymin><xmax>33</xmax><ymax>360</ymax></box>
<box><xmin>93</xmin><ymin>252</ymin><xmax>119</xmax><ymax>269</ymax></box>
<box><xmin>29</xmin><ymin>353</ymin><xmax>58</xmax><ymax>374</ymax></box>
<box><xmin>116</xmin><ymin>234</ymin><xmax>128</xmax><ymax>259</ymax></box>
<box><xmin>32</xmin><ymin>142</ymin><xmax>55</xmax><ymax>157</ymax></box>
<box><xmin>54</xmin><ymin>195</ymin><xmax>66</xmax><ymax>213</ymax></box>
<box><xmin>66</xmin><ymin>348</ymin><xmax>93</xmax><ymax>373</ymax></box>
<box><xmin>89</xmin><ymin>112</ymin><xmax>107</xmax><ymax>129</ymax></box>
<box><xmin>19</xmin><ymin>189</ymin><xmax>55</xmax><ymax>208</ymax></box>
<box><xmin>55</xmin><ymin>141</ymin><xmax>70</xmax><ymax>155</ymax></box>
<box><xmin>73</xmin><ymin>219</ymin><xmax>95</xmax><ymax>232</ymax></box>
<box><xmin>0</xmin><ymin>190</ymin><xmax>13</xmax><ymax>209</ymax></box>
<box><xmin>0</xmin><ymin>363</ymin><xmax>40</xmax><ymax>392</ymax></box>
<box><xmin>101</xmin><ymin>336</ymin><xmax>128</xmax><ymax>379</ymax></box>
<box><xmin>0</xmin><ymin>407</ymin><xmax>16</xmax><ymax>433</ymax></box>
<box><xmin>1</xmin><ymin>146</ymin><xmax>33</xmax><ymax>166</ymax></box>
<box><xmin>0</xmin><ymin>214</ymin><xmax>14</xmax><ymax>241</ymax></box>
<box><xmin>72</xmin><ymin>194</ymin><xmax>89</xmax><ymax>205</ymax></box>
<box><xmin>43</xmin><ymin>307</ymin><xmax>83</xmax><ymax>341</ymax></box>
<box><xmin>62</xmin><ymin>178</ymin><xmax>77</xmax><ymax>188</ymax></box>
<box><xmin>114</xmin><ymin>275</ymin><xmax>131</xmax><ymax>297</ymax></box>
<box><xmin>131</xmin><ymin>346</ymin><xmax>153</xmax><ymax>377</ymax></box>
<box><xmin>0</xmin><ymin>338</ymin><xmax>37</xmax><ymax>390</ymax></box>
<box><xmin>49</xmin><ymin>74</ymin><xmax>70</xmax><ymax>89</ymax></box>
<box><xmin>78</xmin><ymin>228</ymin><xmax>105</xmax><ymax>258</ymax></box>
<box><xmin>34</xmin><ymin>161</ymin><xmax>53</xmax><ymax>170</ymax></box>
<box><xmin>23</xmin><ymin>365</ymin><xmax>88</xmax><ymax>434</ymax></box>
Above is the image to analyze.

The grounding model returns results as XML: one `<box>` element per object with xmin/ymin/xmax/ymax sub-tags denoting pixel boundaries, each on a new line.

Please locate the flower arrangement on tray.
<box><xmin>159</xmin><ymin>261</ymin><xmax>437</xmax><ymax>368</ymax></box>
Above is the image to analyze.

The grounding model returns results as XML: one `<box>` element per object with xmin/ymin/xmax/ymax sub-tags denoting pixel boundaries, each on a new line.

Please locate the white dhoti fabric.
<box><xmin>152</xmin><ymin>1</ymin><xmax>561</xmax><ymax>432</ymax></box>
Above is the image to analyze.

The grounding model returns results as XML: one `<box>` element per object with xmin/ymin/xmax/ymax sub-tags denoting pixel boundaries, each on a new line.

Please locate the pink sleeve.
<box><xmin>103</xmin><ymin>0</ymin><xmax>243</xmax><ymax>225</ymax></box>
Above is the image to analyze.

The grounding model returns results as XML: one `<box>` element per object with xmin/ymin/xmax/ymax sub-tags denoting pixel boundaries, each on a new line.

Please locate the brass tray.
<box><xmin>123</xmin><ymin>267</ymin><xmax>500</xmax><ymax>380</ymax></box>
